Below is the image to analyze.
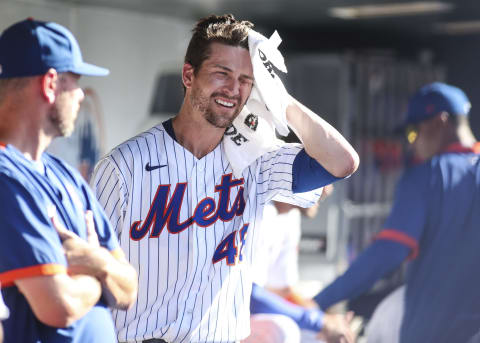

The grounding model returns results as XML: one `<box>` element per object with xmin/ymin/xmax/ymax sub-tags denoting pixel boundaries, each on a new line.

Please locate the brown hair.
<box><xmin>0</xmin><ymin>77</ymin><xmax>30</xmax><ymax>104</ymax></box>
<box><xmin>184</xmin><ymin>14</ymin><xmax>253</xmax><ymax>74</ymax></box>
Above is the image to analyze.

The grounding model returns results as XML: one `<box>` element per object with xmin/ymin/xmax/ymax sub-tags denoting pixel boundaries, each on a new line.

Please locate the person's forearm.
<box><xmin>16</xmin><ymin>273</ymin><xmax>102</xmax><ymax>328</ymax></box>
<box><xmin>64</xmin><ymin>242</ymin><xmax>138</xmax><ymax>310</ymax></box>
<box><xmin>52</xmin><ymin>210</ymin><xmax>137</xmax><ymax>310</ymax></box>
<box><xmin>97</xmin><ymin>253</ymin><xmax>138</xmax><ymax>310</ymax></box>
<box><xmin>251</xmin><ymin>283</ymin><xmax>324</xmax><ymax>332</ymax></box>
<box><xmin>286</xmin><ymin>97</ymin><xmax>359</xmax><ymax>178</ymax></box>
<box><xmin>54</xmin><ymin>219</ymin><xmax>138</xmax><ymax>309</ymax></box>
<box><xmin>64</xmin><ymin>275</ymin><xmax>103</xmax><ymax>323</ymax></box>
<box><xmin>314</xmin><ymin>240</ymin><xmax>409</xmax><ymax>310</ymax></box>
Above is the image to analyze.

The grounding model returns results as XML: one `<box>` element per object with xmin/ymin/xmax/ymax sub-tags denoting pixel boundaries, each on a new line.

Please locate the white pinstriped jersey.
<box><xmin>91</xmin><ymin>122</ymin><xmax>322</xmax><ymax>343</ymax></box>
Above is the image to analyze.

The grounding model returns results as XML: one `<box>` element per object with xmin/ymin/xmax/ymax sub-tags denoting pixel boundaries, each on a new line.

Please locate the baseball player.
<box><xmin>0</xmin><ymin>19</ymin><xmax>137</xmax><ymax>343</ymax></box>
<box><xmin>91</xmin><ymin>14</ymin><xmax>359</xmax><ymax>343</ymax></box>
<box><xmin>314</xmin><ymin>82</ymin><xmax>480</xmax><ymax>343</ymax></box>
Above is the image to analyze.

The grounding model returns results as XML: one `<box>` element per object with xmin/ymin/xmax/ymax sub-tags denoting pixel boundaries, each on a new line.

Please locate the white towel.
<box><xmin>223</xmin><ymin>30</ymin><xmax>290</xmax><ymax>178</ymax></box>
<box><xmin>224</xmin><ymin>87</ymin><xmax>282</xmax><ymax>178</ymax></box>
<box><xmin>248</xmin><ymin>29</ymin><xmax>290</xmax><ymax>136</ymax></box>
<box><xmin>223</xmin><ymin>29</ymin><xmax>291</xmax><ymax>177</ymax></box>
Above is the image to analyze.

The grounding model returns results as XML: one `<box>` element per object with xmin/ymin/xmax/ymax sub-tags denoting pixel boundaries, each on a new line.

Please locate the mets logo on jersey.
<box><xmin>244</xmin><ymin>113</ymin><xmax>258</xmax><ymax>131</ymax></box>
<box><xmin>129</xmin><ymin>173</ymin><xmax>246</xmax><ymax>240</ymax></box>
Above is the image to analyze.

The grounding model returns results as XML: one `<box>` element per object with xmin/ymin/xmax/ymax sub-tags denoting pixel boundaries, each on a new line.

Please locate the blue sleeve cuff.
<box><xmin>292</xmin><ymin>149</ymin><xmax>342</xmax><ymax>193</ymax></box>
<box><xmin>299</xmin><ymin>309</ymin><xmax>324</xmax><ymax>332</ymax></box>
<box><xmin>250</xmin><ymin>283</ymin><xmax>324</xmax><ymax>331</ymax></box>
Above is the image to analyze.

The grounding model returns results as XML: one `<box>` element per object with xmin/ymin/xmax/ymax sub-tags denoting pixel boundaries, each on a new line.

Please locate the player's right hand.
<box><xmin>317</xmin><ymin>311</ymin><xmax>356</xmax><ymax>343</ymax></box>
<box><xmin>51</xmin><ymin>210</ymin><xmax>110</xmax><ymax>278</ymax></box>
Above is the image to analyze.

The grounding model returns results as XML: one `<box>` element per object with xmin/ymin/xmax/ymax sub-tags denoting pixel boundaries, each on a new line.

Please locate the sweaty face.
<box><xmin>48</xmin><ymin>73</ymin><xmax>84</xmax><ymax>137</ymax></box>
<box><xmin>188</xmin><ymin>43</ymin><xmax>254</xmax><ymax>128</ymax></box>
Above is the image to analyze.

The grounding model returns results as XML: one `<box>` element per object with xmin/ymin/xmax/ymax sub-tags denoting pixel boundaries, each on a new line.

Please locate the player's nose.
<box><xmin>223</xmin><ymin>77</ymin><xmax>241</xmax><ymax>97</ymax></box>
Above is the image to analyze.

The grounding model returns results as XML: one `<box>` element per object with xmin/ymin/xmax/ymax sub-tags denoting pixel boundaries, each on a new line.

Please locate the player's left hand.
<box><xmin>52</xmin><ymin>210</ymin><xmax>111</xmax><ymax>278</ymax></box>
<box><xmin>317</xmin><ymin>311</ymin><xmax>356</xmax><ymax>343</ymax></box>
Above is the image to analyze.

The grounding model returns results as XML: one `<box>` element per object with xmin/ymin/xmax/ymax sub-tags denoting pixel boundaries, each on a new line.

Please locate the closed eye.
<box><xmin>241</xmin><ymin>78</ymin><xmax>253</xmax><ymax>86</ymax></box>
<box><xmin>214</xmin><ymin>71</ymin><xmax>229</xmax><ymax>79</ymax></box>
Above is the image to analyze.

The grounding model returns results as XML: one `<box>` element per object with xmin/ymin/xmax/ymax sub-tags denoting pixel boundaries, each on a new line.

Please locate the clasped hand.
<box><xmin>51</xmin><ymin>210</ymin><xmax>110</xmax><ymax>278</ymax></box>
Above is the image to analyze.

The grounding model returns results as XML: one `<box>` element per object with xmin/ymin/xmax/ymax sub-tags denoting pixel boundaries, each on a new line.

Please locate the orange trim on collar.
<box><xmin>0</xmin><ymin>142</ymin><xmax>6</xmax><ymax>149</ymax></box>
<box><xmin>0</xmin><ymin>264</ymin><xmax>67</xmax><ymax>287</ymax></box>
<box><xmin>443</xmin><ymin>142</ymin><xmax>480</xmax><ymax>154</ymax></box>
<box><xmin>375</xmin><ymin>229</ymin><xmax>419</xmax><ymax>260</ymax></box>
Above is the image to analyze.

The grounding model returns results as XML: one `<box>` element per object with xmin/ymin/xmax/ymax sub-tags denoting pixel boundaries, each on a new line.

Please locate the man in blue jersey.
<box><xmin>0</xmin><ymin>19</ymin><xmax>138</xmax><ymax>343</ymax></box>
<box><xmin>314</xmin><ymin>82</ymin><xmax>480</xmax><ymax>343</ymax></box>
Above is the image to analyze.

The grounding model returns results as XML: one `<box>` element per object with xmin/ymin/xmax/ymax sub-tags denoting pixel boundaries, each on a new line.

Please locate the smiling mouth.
<box><xmin>215</xmin><ymin>98</ymin><xmax>235</xmax><ymax>108</ymax></box>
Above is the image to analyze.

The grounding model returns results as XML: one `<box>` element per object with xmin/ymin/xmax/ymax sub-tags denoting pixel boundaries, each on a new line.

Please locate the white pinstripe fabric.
<box><xmin>91</xmin><ymin>123</ymin><xmax>321</xmax><ymax>343</ymax></box>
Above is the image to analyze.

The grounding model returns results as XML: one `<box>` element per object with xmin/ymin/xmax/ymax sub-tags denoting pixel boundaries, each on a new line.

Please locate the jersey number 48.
<box><xmin>212</xmin><ymin>224</ymin><xmax>249</xmax><ymax>266</ymax></box>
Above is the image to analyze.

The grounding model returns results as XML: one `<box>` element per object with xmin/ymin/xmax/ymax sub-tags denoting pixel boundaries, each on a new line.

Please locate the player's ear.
<box><xmin>182</xmin><ymin>63</ymin><xmax>195</xmax><ymax>90</ymax></box>
<box><xmin>439</xmin><ymin>111</ymin><xmax>450</xmax><ymax>124</ymax></box>
<box><xmin>431</xmin><ymin>111</ymin><xmax>450</xmax><ymax>130</ymax></box>
<box><xmin>40</xmin><ymin>68</ymin><xmax>58</xmax><ymax>105</ymax></box>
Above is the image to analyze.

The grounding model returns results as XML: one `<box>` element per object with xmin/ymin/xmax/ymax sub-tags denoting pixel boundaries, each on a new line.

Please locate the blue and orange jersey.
<box><xmin>377</xmin><ymin>142</ymin><xmax>480</xmax><ymax>343</ymax></box>
<box><xmin>0</xmin><ymin>143</ymin><xmax>119</xmax><ymax>343</ymax></box>
<box><xmin>378</xmin><ymin>143</ymin><xmax>480</xmax><ymax>260</ymax></box>
<box><xmin>316</xmin><ymin>142</ymin><xmax>480</xmax><ymax>343</ymax></box>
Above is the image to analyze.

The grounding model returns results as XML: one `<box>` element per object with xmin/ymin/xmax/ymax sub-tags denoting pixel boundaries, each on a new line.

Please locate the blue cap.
<box><xmin>0</xmin><ymin>19</ymin><xmax>109</xmax><ymax>78</ymax></box>
<box><xmin>405</xmin><ymin>82</ymin><xmax>471</xmax><ymax>126</ymax></box>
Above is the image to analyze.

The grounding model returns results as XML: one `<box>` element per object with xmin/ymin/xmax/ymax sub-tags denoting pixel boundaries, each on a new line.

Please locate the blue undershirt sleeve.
<box><xmin>314</xmin><ymin>240</ymin><xmax>409</xmax><ymax>310</ymax></box>
<box><xmin>292</xmin><ymin>149</ymin><xmax>342</xmax><ymax>193</ymax></box>
<box><xmin>250</xmin><ymin>283</ymin><xmax>324</xmax><ymax>332</ymax></box>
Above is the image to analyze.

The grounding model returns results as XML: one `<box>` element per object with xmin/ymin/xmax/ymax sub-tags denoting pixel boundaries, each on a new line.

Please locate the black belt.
<box><xmin>142</xmin><ymin>340</ymin><xmax>168</xmax><ymax>343</ymax></box>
